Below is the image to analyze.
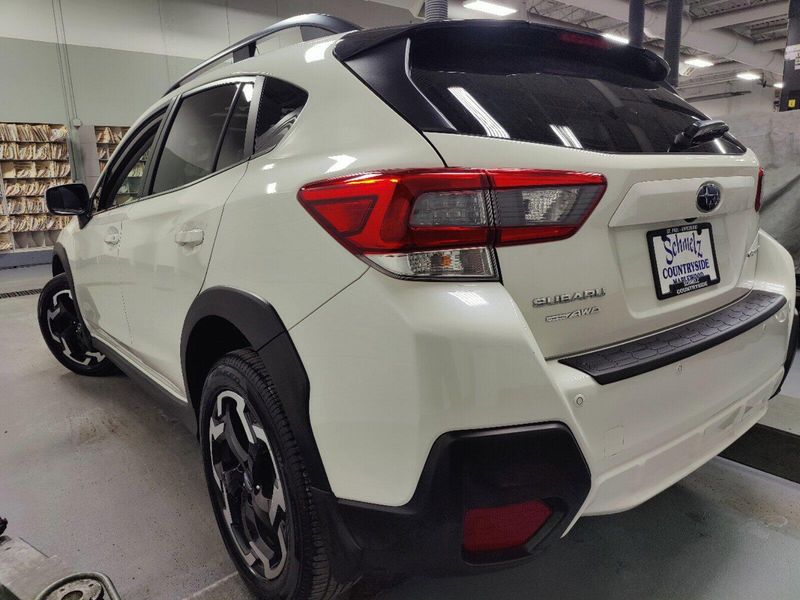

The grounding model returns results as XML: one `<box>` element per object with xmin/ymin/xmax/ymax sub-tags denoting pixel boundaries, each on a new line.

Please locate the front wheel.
<box><xmin>199</xmin><ymin>349</ymin><xmax>352</xmax><ymax>600</ymax></box>
<box><xmin>37</xmin><ymin>274</ymin><xmax>117</xmax><ymax>376</ymax></box>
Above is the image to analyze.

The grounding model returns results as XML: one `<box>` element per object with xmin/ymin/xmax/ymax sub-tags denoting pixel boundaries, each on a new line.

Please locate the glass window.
<box><xmin>254</xmin><ymin>77</ymin><xmax>308</xmax><ymax>154</ymax></box>
<box><xmin>152</xmin><ymin>84</ymin><xmax>238</xmax><ymax>194</ymax></box>
<box><xmin>216</xmin><ymin>83</ymin><xmax>253</xmax><ymax>170</ymax></box>
<box><xmin>411</xmin><ymin>70</ymin><xmax>743</xmax><ymax>154</ymax></box>
<box><xmin>342</xmin><ymin>25</ymin><xmax>744</xmax><ymax>155</ymax></box>
<box><xmin>103</xmin><ymin>123</ymin><xmax>159</xmax><ymax>210</ymax></box>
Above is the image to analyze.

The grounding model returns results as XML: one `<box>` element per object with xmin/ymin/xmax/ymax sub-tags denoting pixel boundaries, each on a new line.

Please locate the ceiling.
<box><xmin>526</xmin><ymin>0</ymin><xmax>787</xmax><ymax>87</ymax></box>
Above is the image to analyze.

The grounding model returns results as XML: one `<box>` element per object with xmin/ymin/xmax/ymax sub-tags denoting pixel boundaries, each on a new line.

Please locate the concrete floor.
<box><xmin>2</xmin><ymin>265</ymin><xmax>800</xmax><ymax>599</ymax></box>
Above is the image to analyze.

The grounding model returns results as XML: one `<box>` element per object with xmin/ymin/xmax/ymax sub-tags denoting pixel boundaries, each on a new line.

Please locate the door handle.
<box><xmin>175</xmin><ymin>228</ymin><xmax>205</xmax><ymax>247</ymax></box>
<box><xmin>103</xmin><ymin>232</ymin><xmax>121</xmax><ymax>245</ymax></box>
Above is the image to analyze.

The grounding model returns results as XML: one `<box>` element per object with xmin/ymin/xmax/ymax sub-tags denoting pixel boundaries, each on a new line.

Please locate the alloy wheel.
<box><xmin>46</xmin><ymin>289</ymin><xmax>105</xmax><ymax>366</ymax></box>
<box><xmin>208</xmin><ymin>390</ymin><xmax>290</xmax><ymax>581</ymax></box>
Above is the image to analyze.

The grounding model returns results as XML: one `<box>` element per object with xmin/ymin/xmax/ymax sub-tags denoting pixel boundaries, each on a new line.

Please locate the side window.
<box><xmin>151</xmin><ymin>84</ymin><xmax>238</xmax><ymax>195</ymax></box>
<box><xmin>101</xmin><ymin>119</ymin><xmax>161</xmax><ymax>210</ymax></box>
<box><xmin>254</xmin><ymin>77</ymin><xmax>308</xmax><ymax>154</ymax></box>
<box><xmin>216</xmin><ymin>83</ymin><xmax>254</xmax><ymax>170</ymax></box>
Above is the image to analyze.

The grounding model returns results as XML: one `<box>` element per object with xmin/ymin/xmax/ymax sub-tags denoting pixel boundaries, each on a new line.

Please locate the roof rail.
<box><xmin>165</xmin><ymin>13</ymin><xmax>361</xmax><ymax>95</ymax></box>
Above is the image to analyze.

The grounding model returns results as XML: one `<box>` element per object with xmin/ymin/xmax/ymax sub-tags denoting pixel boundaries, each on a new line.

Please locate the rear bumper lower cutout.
<box><xmin>311</xmin><ymin>423</ymin><xmax>590</xmax><ymax>577</ymax></box>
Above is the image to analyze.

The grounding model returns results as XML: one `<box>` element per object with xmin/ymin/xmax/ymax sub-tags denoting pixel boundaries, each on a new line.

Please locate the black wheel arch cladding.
<box><xmin>181</xmin><ymin>286</ymin><xmax>332</xmax><ymax>492</ymax></box>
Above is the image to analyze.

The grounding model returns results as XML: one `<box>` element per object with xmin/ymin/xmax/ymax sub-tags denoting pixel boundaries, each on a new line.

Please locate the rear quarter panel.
<box><xmin>203</xmin><ymin>39</ymin><xmax>445</xmax><ymax>329</ymax></box>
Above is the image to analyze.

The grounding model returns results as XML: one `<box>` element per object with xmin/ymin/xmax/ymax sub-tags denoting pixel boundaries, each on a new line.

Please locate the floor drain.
<box><xmin>0</xmin><ymin>288</ymin><xmax>42</xmax><ymax>299</ymax></box>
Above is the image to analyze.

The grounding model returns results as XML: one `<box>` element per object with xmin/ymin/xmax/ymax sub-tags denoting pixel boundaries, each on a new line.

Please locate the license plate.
<box><xmin>647</xmin><ymin>223</ymin><xmax>720</xmax><ymax>300</ymax></box>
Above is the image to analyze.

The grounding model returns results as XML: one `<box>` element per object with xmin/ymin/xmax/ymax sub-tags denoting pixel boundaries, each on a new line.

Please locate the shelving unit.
<box><xmin>95</xmin><ymin>125</ymin><xmax>128</xmax><ymax>174</ymax></box>
<box><xmin>0</xmin><ymin>122</ymin><xmax>74</xmax><ymax>253</ymax></box>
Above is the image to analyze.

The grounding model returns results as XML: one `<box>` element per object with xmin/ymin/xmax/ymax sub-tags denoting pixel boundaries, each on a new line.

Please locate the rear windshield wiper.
<box><xmin>669</xmin><ymin>119</ymin><xmax>729</xmax><ymax>152</ymax></box>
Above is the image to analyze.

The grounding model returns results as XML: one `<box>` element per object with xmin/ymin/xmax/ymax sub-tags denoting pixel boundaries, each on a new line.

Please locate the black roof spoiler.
<box><xmin>334</xmin><ymin>19</ymin><xmax>669</xmax><ymax>82</ymax></box>
<box><xmin>165</xmin><ymin>13</ymin><xmax>361</xmax><ymax>96</ymax></box>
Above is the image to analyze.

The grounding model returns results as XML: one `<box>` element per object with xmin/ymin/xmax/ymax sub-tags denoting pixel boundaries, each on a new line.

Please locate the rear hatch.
<box><xmin>336</xmin><ymin>21</ymin><xmax>762</xmax><ymax>358</ymax></box>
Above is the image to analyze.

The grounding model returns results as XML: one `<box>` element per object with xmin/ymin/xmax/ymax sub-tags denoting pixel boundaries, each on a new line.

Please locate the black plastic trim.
<box><xmin>342</xmin><ymin>36</ymin><xmax>455</xmax><ymax>134</ymax></box>
<box><xmin>561</xmin><ymin>290</ymin><xmax>787</xmax><ymax>384</ymax></box>
<box><xmin>319</xmin><ymin>422</ymin><xmax>591</xmax><ymax>576</ymax></box>
<box><xmin>181</xmin><ymin>287</ymin><xmax>331</xmax><ymax>492</ymax></box>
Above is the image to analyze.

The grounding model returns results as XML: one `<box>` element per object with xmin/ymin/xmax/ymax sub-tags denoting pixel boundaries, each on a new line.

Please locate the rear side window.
<box><xmin>254</xmin><ymin>77</ymin><xmax>308</xmax><ymax>154</ymax></box>
<box><xmin>216</xmin><ymin>82</ymin><xmax>254</xmax><ymax>170</ymax></box>
<box><xmin>340</xmin><ymin>24</ymin><xmax>744</xmax><ymax>155</ymax></box>
<box><xmin>152</xmin><ymin>83</ymin><xmax>238</xmax><ymax>194</ymax></box>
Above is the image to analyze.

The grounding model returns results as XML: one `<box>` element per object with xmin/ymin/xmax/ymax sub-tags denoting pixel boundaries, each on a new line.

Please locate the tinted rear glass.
<box><xmin>341</xmin><ymin>24</ymin><xmax>743</xmax><ymax>155</ymax></box>
<box><xmin>412</xmin><ymin>70</ymin><xmax>743</xmax><ymax>154</ymax></box>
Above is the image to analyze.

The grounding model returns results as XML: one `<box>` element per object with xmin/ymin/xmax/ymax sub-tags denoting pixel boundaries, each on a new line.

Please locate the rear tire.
<box><xmin>199</xmin><ymin>349</ymin><xmax>352</xmax><ymax>600</ymax></box>
<box><xmin>37</xmin><ymin>274</ymin><xmax>118</xmax><ymax>377</ymax></box>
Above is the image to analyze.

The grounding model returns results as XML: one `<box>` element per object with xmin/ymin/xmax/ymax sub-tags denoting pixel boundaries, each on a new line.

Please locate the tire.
<box><xmin>199</xmin><ymin>349</ymin><xmax>352</xmax><ymax>600</ymax></box>
<box><xmin>37</xmin><ymin>274</ymin><xmax>118</xmax><ymax>377</ymax></box>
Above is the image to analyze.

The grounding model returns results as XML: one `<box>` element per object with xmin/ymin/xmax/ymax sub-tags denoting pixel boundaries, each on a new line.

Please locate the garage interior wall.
<box><xmin>689</xmin><ymin>84</ymin><xmax>778</xmax><ymax>118</ymax></box>
<box><xmin>0</xmin><ymin>0</ymin><xmax>414</xmax><ymax>128</ymax></box>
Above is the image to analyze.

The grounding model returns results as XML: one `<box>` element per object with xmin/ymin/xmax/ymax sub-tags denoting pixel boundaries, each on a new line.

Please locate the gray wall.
<box><xmin>0</xmin><ymin>0</ymin><xmax>414</xmax><ymax>187</ymax></box>
<box><xmin>0</xmin><ymin>36</ymin><xmax>198</xmax><ymax>125</ymax></box>
<box><xmin>0</xmin><ymin>0</ymin><xmax>415</xmax><ymax>127</ymax></box>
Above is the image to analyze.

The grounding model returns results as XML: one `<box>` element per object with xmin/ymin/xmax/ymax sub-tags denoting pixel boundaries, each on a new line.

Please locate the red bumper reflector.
<box><xmin>463</xmin><ymin>499</ymin><xmax>553</xmax><ymax>553</ymax></box>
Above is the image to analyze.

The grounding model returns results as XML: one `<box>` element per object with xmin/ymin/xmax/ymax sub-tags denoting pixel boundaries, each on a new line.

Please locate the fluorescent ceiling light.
<box><xmin>463</xmin><ymin>1</ymin><xmax>517</xmax><ymax>16</ymax></box>
<box><xmin>601</xmin><ymin>32</ymin><xmax>629</xmax><ymax>45</ymax></box>
<box><xmin>736</xmin><ymin>71</ymin><xmax>761</xmax><ymax>81</ymax></box>
<box><xmin>685</xmin><ymin>57</ymin><xmax>714</xmax><ymax>68</ymax></box>
<box><xmin>774</xmin><ymin>82</ymin><xmax>785</xmax><ymax>88</ymax></box>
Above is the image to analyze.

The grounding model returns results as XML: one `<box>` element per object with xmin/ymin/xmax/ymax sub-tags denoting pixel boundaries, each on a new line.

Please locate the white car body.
<box><xmin>48</xmin><ymin>17</ymin><xmax>796</xmax><ymax>580</ymax></box>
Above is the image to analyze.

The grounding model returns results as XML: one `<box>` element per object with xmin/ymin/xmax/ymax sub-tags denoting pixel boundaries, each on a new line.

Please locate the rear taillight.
<box><xmin>755</xmin><ymin>167</ymin><xmax>764</xmax><ymax>212</ymax></box>
<box><xmin>298</xmin><ymin>169</ymin><xmax>605</xmax><ymax>280</ymax></box>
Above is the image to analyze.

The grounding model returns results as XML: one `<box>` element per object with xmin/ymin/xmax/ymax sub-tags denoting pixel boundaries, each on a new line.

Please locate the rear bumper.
<box><xmin>574</xmin><ymin>367</ymin><xmax>780</xmax><ymax>517</ymax></box>
<box><xmin>313</xmin><ymin>423</ymin><xmax>590</xmax><ymax>576</ymax></box>
<box><xmin>290</xmin><ymin>230</ymin><xmax>795</xmax><ymax>575</ymax></box>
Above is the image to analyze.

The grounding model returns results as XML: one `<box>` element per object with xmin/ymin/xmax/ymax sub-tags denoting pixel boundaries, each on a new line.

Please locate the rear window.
<box><xmin>340</xmin><ymin>23</ymin><xmax>744</xmax><ymax>155</ymax></box>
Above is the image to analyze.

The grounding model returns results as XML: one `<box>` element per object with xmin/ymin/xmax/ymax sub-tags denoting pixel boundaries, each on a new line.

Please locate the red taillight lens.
<box><xmin>298</xmin><ymin>169</ymin><xmax>605</xmax><ymax>279</ymax></box>
<box><xmin>463</xmin><ymin>499</ymin><xmax>553</xmax><ymax>554</ymax></box>
<box><xmin>489</xmin><ymin>170</ymin><xmax>606</xmax><ymax>246</ymax></box>
<box><xmin>298</xmin><ymin>170</ymin><xmax>489</xmax><ymax>254</ymax></box>
<box><xmin>755</xmin><ymin>167</ymin><xmax>764</xmax><ymax>212</ymax></box>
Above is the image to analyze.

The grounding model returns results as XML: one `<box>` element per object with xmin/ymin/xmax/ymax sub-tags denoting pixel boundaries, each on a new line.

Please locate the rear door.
<box><xmin>338</xmin><ymin>21</ymin><xmax>761</xmax><ymax>358</ymax></box>
<box><xmin>117</xmin><ymin>77</ymin><xmax>259</xmax><ymax>392</ymax></box>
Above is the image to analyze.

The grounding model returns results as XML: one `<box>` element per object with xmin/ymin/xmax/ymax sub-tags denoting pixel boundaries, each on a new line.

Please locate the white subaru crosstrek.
<box><xmin>38</xmin><ymin>14</ymin><xmax>797</xmax><ymax>600</ymax></box>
